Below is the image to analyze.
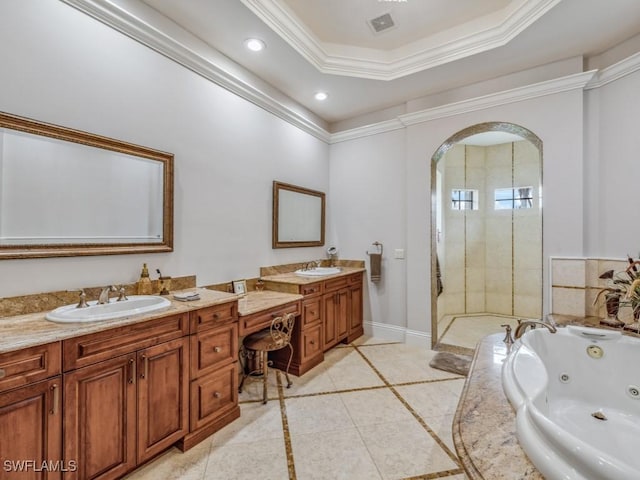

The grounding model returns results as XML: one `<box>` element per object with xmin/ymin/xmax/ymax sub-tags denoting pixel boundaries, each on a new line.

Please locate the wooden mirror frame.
<box><xmin>272</xmin><ymin>181</ymin><xmax>325</xmax><ymax>248</ymax></box>
<box><xmin>0</xmin><ymin>112</ymin><xmax>174</xmax><ymax>259</ymax></box>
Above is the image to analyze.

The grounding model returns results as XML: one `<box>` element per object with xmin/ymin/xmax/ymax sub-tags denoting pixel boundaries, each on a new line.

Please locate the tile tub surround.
<box><xmin>0</xmin><ymin>275</ymin><xmax>197</xmax><ymax>318</ymax></box>
<box><xmin>0</xmin><ymin>287</ymin><xmax>236</xmax><ymax>354</ymax></box>
<box><xmin>454</xmin><ymin>333</ymin><xmax>543</xmax><ymax>479</ymax></box>
<box><xmin>551</xmin><ymin>256</ymin><xmax>639</xmax><ymax>322</ymax></box>
<box><xmin>125</xmin><ymin>337</ymin><xmax>467</xmax><ymax>480</ymax></box>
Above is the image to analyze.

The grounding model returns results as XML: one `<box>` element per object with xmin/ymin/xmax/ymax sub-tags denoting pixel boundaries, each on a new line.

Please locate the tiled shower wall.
<box><xmin>551</xmin><ymin>257</ymin><xmax>634</xmax><ymax>321</ymax></box>
<box><xmin>438</xmin><ymin>141</ymin><xmax>542</xmax><ymax>319</ymax></box>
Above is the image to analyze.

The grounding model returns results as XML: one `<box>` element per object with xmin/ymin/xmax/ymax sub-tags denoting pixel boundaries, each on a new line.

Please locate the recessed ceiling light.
<box><xmin>244</xmin><ymin>38</ymin><xmax>265</xmax><ymax>52</ymax></box>
<box><xmin>314</xmin><ymin>92</ymin><xmax>328</xmax><ymax>101</ymax></box>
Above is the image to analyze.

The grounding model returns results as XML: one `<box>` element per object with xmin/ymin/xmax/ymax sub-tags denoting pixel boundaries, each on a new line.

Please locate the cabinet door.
<box><xmin>64</xmin><ymin>355</ymin><xmax>136</xmax><ymax>480</ymax></box>
<box><xmin>336</xmin><ymin>289</ymin><xmax>349</xmax><ymax>340</ymax></box>
<box><xmin>137</xmin><ymin>337</ymin><xmax>188</xmax><ymax>464</ymax></box>
<box><xmin>0</xmin><ymin>377</ymin><xmax>62</xmax><ymax>480</ymax></box>
<box><xmin>322</xmin><ymin>293</ymin><xmax>337</xmax><ymax>350</ymax></box>
<box><xmin>348</xmin><ymin>284</ymin><xmax>363</xmax><ymax>337</ymax></box>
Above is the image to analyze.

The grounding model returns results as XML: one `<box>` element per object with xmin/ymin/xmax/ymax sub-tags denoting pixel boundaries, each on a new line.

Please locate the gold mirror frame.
<box><xmin>272</xmin><ymin>181</ymin><xmax>325</xmax><ymax>248</ymax></box>
<box><xmin>0</xmin><ymin>112</ymin><xmax>173</xmax><ymax>259</ymax></box>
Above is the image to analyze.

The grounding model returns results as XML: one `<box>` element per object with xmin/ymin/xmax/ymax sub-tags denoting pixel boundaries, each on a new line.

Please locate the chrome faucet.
<box><xmin>97</xmin><ymin>285</ymin><xmax>116</xmax><ymax>304</ymax></box>
<box><xmin>514</xmin><ymin>318</ymin><xmax>558</xmax><ymax>339</ymax></box>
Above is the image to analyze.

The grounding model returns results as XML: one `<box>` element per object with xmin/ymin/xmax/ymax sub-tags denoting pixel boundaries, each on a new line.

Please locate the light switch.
<box><xmin>394</xmin><ymin>249</ymin><xmax>405</xmax><ymax>259</ymax></box>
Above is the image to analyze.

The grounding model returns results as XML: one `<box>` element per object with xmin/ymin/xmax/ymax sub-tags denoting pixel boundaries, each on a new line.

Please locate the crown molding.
<box><xmin>585</xmin><ymin>52</ymin><xmax>640</xmax><ymax>90</ymax></box>
<box><xmin>330</xmin><ymin>119</ymin><xmax>405</xmax><ymax>144</ymax></box>
<box><xmin>60</xmin><ymin>0</ymin><xmax>331</xmax><ymax>143</ymax></box>
<box><xmin>241</xmin><ymin>0</ymin><xmax>562</xmax><ymax>81</ymax></box>
<box><xmin>331</xmin><ymin>70</ymin><xmax>597</xmax><ymax>143</ymax></box>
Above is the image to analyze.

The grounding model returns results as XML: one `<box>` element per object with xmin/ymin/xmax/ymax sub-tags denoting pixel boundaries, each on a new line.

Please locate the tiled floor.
<box><xmin>438</xmin><ymin>314</ymin><xmax>521</xmax><ymax>350</ymax></box>
<box><xmin>125</xmin><ymin>336</ymin><xmax>468</xmax><ymax>480</ymax></box>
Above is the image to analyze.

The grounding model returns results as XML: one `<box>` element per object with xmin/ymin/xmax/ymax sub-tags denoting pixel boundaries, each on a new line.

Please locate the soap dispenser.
<box><xmin>137</xmin><ymin>263</ymin><xmax>153</xmax><ymax>295</ymax></box>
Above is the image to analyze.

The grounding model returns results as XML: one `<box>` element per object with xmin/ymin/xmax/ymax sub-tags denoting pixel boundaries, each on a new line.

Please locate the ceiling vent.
<box><xmin>369</xmin><ymin>13</ymin><xmax>395</xmax><ymax>34</ymax></box>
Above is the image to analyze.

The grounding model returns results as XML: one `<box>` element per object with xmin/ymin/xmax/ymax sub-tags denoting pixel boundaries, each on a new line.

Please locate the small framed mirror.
<box><xmin>272</xmin><ymin>181</ymin><xmax>325</xmax><ymax>248</ymax></box>
<box><xmin>0</xmin><ymin>112</ymin><xmax>173</xmax><ymax>259</ymax></box>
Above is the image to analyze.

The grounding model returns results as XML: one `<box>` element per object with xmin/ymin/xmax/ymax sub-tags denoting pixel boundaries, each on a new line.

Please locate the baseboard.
<box><xmin>363</xmin><ymin>321</ymin><xmax>432</xmax><ymax>347</ymax></box>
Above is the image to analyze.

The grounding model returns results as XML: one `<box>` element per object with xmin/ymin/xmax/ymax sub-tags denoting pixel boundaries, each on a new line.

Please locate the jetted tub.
<box><xmin>502</xmin><ymin>325</ymin><xmax>640</xmax><ymax>480</ymax></box>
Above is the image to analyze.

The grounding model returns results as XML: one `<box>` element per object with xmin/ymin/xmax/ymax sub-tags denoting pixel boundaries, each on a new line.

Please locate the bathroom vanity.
<box><xmin>0</xmin><ymin>266</ymin><xmax>365</xmax><ymax>479</ymax></box>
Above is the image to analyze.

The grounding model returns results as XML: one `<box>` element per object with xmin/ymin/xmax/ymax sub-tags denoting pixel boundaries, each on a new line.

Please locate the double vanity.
<box><xmin>0</xmin><ymin>265</ymin><xmax>364</xmax><ymax>480</ymax></box>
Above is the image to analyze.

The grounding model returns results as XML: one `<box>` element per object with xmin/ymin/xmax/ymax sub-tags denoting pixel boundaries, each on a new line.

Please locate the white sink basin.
<box><xmin>46</xmin><ymin>295</ymin><xmax>171</xmax><ymax>323</ymax></box>
<box><xmin>294</xmin><ymin>267</ymin><xmax>342</xmax><ymax>277</ymax></box>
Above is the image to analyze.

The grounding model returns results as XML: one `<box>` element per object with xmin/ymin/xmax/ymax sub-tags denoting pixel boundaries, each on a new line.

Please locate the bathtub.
<box><xmin>502</xmin><ymin>325</ymin><xmax>640</xmax><ymax>480</ymax></box>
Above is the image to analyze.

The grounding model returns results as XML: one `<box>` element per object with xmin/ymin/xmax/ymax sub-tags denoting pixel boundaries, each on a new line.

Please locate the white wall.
<box><xmin>0</xmin><ymin>1</ymin><xmax>330</xmax><ymax>297</ymax></box>
<box><xmin>584</xmin><ymin>69</ymin><xmax>640</xmax><ymax>257</ymax></box>
<box><xmin>329</xmin><ymin>129</ymin><xmax>407</xmax><ymax>329</ymax></box>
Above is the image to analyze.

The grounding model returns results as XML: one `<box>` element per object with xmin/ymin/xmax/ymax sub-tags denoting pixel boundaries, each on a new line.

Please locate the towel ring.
<box><xmin>366</xmin><ymin>242</ymin><xmax>383</xmax><ymax>256</ymax></box>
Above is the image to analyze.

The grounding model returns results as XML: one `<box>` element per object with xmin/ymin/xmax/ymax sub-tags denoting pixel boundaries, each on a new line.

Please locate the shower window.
<box><xmin>494</xmin><ymin>187</ymin><xmax>533</xmax><ymax>209</ymax></box>
<box><xmin>451</xmin><ymin>189</ymin><xmax>479</xmax><ymax>210</ymax></box>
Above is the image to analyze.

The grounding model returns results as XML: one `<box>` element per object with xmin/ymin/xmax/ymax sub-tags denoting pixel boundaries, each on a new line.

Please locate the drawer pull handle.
<box><xmin>0</xmin><ymin>368</ymin><xmax>5</xmax><ymax>379</ymax></box>
<box><xmin>128</xmin><ymin>358</ymin><xmax>136</xmax><ymax>384</ymax></box>
<box><xmin>50</xmin><ymin>384</ymin><xmax>59</xmax><ymax>415</ymax></box>
<box><xmin>213</xmin><ymin>346</ymin><xmax>221</xmax><ymax>353</ymax></box>
<box><xmin>213</xmin><ymin>391</ymin><xmax>221</xmax><ymax>399</ymax></box>
<box><xmin>213</xmin><ymin>313</ymin><xmax>220</xmax><ymax>319</ymax></box>
<box><xmin>309</xmin><ymin>340</ymin><xmax>315</xmax><ymax>345</ymax></box>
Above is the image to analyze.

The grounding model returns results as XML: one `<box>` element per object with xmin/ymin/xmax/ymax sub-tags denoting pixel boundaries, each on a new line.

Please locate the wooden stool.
<box><xmin>239</xmin><ymin>313</ymin><xmax>295</xmax><ymax>404</ymax></box>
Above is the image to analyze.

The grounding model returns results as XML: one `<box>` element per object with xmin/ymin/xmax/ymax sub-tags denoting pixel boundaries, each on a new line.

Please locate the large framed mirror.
<box><xmin>272</xmin><ymin>181</ymin><xmax>325</xmax><ymax>248</ymax></box>
<box><xmin>0</xmin><ymin>112</ymin><xmax>173</xmax><ymax>259</ymax></box>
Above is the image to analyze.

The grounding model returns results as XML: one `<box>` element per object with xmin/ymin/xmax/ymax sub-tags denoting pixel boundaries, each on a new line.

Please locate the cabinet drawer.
<box><xmin>63</xmin><ymin>313</ymin><xmax>189</xmax><ymax>371</ymax></box>
<box><xmin>301</xmin><ymin>297</ymin><xmax>322</xmax><ymax>327</ymax></box>
<box><xmin>348</xmin><ymin>272</ymin><xmax>363</xmax><ymax>284</ymax></box>
<box><xmin>302</xmin><ymin>323</ymin><xmax>323</xmax><ymax>363</ymax></box>
<box><xmin>190</xmin><ymin>363</ymin><xmax>237</xmax><ymax>431</ymax></box>
<box><xmin>190</xmin><ymin>302</ymin><xmax>237</xmax><ymax>333</ymax></box>
<box><xmin>239</xmin><ymin>301</ymin><xmax>300</xmax><ymax>336</ymax></box>
<box><xmin>190</xmin><ymin>323</ymin><xmax>238</xmax><ymax>379</ymax></box>
<box><xmin>0</xmin><ymin>343</ymin><xmax>61</xmax><ymax>393</ymax></box>
<box><xmin>300</xmin><ymin>282</ymin><xmax>323</xmax><ymax>297</ymax></box>
<box><xmin>324</xmin><ymin>276</ymin><xmax>349</xmax><ymax>292</ymax></box>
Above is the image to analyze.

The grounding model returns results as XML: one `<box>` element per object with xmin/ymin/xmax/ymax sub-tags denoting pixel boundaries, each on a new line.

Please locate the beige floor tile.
<box><xmin>285</xmin><ymin>392</ymin><xmax>354</xmax><ymax>436</ymax></box>
<box><xmin>339</xmin><ymin>388</ymin><xmax>414</xmax><ymax>427</ymax></box>
<box><xmin>211</xmin><ymin>400</ymin><xmax>283</xmax><ymax>446</ymax></box>
<box><xmin>439</xmin><ymin>314</ymin><xmax>520</xmax><ymax>349</ymax></box>
<box><xmin>426</xmin><ymin>414</ymin><xmax>456</xmax><ymax>453</ymax></box>
<box><xmin>124</xmin><ymin>441</ymin><xmax>210</xmax><ymax>480</ymax></box>
<box><xmin>284</xmin><ymin>363</ymin><xmax>338</xmax><ymax>397</ymax></box>
<box><xmin>395</xmin><ymin>379</ymin><xmax>465</xmax><ymax>419</ymax></box>
<box><xmin>323</xmin><ymin>348</ymin><xmax>386</xmax><ymax>390</ymax></box>
<box><xmin>358</xmin><ymin>420</ymin><xmax>460</xmax><ymax>479</ymax></box>
<box><xmin>291</xmin><ymin>427</ymin><xmax>382</xmax><ymax>480</ymax></box>
<box><xmin>203</xmin><ymin>438</ymin><xmax>289</xmax><ymax>480</ymax></box>
<box><xmin>359</xmin><ymin>344</ymin><xmax>461</xmax><ymax>384</ymax></box>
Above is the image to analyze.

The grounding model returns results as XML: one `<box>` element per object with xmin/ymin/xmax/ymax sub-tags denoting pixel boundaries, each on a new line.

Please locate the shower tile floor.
<box><xmin>437</xmin><ymin>314</ymin><xmax>522</xmax><ymax>350</ymax></box>
<box><xmin>125</xmin><ymin>336</ymin><xmax>468</xmax><ymax>480</ymax></box>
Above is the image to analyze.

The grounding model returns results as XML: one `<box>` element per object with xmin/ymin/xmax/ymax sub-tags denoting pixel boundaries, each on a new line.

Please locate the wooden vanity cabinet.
<box><xmin>265</xmin><ymin>271</ymin><xmax>364</xmax><ymax>374</ymax></box>
<box><xmin>322</xmin><ymin>273</ymin><xmax>363</xmax><ymax>351</ymax></box>
<box><xmin>178</xmin><ymin>301</ymin><xmax>240</xmax><ymax>452</ymax></box>
<box><xmin>63</xmin><ymin>313</ymin><xmax>189</xmax><ymax>480</ymax></box>
<box><xmin>0</xmin><ymin>343</ymin><xmax>63</xmax><ymax>480</ymax></box>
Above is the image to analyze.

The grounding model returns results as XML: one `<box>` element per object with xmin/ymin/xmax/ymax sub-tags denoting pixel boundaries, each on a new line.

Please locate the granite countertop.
<box><xmin>0</xmin><ymin>288</ymin><xmax>238</xmax><ymax>355</ymax></box>
<box><xmin>260</xmin><ymin>266</ymin><xmax>365</xmax><ymax>285</ymax></box>
<box><xmin>453</xmin><ymin>333</ymin><xmax>543</xmax><ymax>479</ymax></box>
<box><xmin>237</xmin><ymin>290</ymin><xmax>303</xmax><ymax>316</ymax></box>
